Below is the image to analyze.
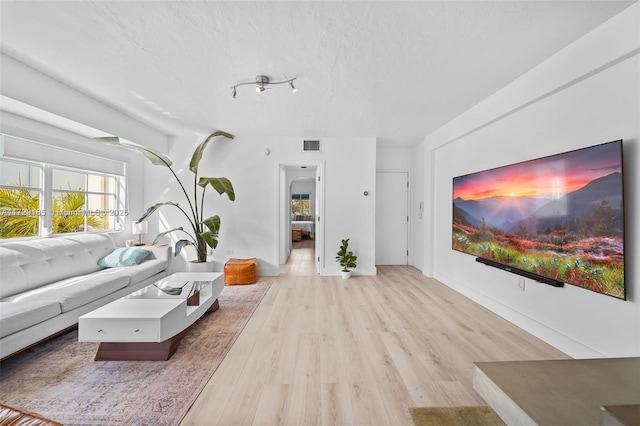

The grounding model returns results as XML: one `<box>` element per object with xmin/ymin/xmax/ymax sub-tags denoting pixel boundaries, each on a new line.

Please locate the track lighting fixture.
<box><xmin>231</xmin><ymin>75</ymin><xmax>298</xmax><ymax>98</ymax></box>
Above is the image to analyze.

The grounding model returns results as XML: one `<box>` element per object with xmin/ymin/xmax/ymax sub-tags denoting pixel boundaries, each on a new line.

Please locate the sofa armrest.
<box><xmin>145</xmin><ymin>244</ymin><xmax>172</xmax><ymax>270</ymax></box>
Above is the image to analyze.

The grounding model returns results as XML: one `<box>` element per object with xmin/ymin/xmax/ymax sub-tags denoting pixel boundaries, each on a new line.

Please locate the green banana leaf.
<box><xmin>189</xmin><ymin>131</ymin><xmax>234</xmax><ymax>174</ymax></box>
<box><xmin>198</xmin><ymin>177</ymin><xmax>235</xmax><ymax>201</ymax></box>
<box><xmin>201</xmin><ymin>231</ymin><xmax>219</xmax><ymax>249</ymax></box>
<box><xmin>94</xmin><ymin>136</ymin><xmax>172</xmax><ymax>167</ymax></box>
<box><xmin>137</xmin><ymin>202</ymin><xmax>180</xmax><ymax>223</ymax></box>
<box><xmin>201</xmin><ymin>215</ymin><xmax>221</xmax><ymax>233</ymax></box>
<box><xmin>174</xmin><ymin>239</ymin><xmax>194</xmax><ymax>256</ymax></box>
<box><xmin>152</xmin><ymin>227</ymin><xmax>185</xmax><ymax>244</ymax></box>
<box><xmin>200</xmin><ymin>215</ymin><xmax>221</xmax><ymax>249</ymax></box>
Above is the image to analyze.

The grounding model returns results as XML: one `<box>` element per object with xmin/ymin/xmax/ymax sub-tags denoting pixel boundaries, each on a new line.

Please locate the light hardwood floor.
<box><xmin>181</xmin><ymin>240</ymin><xmax>569</xmax><ymax>425</ymax></box>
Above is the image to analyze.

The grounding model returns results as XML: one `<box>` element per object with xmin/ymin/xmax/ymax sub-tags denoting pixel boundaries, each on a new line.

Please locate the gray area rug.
<box><xmin>0</xmin><ymin>281</ymin><xmax>271</xmax><ymax>425</ymax></box>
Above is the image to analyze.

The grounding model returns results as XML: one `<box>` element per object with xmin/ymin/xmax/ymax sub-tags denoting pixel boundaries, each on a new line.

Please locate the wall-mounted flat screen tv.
<box><xmin>452</xmin><ymin>140</ymin><xmax>625</xmax><ymax>300</ymax></box>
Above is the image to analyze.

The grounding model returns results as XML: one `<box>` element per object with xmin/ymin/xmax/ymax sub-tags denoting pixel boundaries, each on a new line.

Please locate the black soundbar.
<box><xmin>476</xmin><ymin>257</ymin><xmax>564</xmax><ymax>288</ymax></box>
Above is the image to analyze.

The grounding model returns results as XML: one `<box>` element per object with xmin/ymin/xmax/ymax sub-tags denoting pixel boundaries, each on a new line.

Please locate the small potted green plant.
<box><xmin>336</xmin><ymin>238</ymin><xmax>357</xmax><ymax>279</ymax></box>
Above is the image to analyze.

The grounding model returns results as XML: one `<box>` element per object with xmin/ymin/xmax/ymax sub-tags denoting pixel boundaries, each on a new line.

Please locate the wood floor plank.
<box><xmin>320</xmin><ymin>382</ymin><xmax>356</xmax><ymax>426</ymax></box>
<box><xmin>180</xmin><ymin>240</ymin><xmax>569</xmax><ymax>425</ymax></box>
<box><xmin>251</xmin><ymin>383</ymin><xmax>290</xmax><ymax>426</ymax></box>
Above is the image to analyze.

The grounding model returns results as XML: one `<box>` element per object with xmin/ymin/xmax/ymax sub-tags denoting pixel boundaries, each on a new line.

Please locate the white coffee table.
<box><xmin>79</xmin><ymin>272</ymin><xmax>224</xmax><ymax>361</ymax></box>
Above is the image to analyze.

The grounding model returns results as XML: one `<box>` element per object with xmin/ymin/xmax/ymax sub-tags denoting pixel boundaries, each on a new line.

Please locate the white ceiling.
<box><xmin>0</xmin><ymin>1</ymin><xmax>634</xmax><ymax>147</ymax></box>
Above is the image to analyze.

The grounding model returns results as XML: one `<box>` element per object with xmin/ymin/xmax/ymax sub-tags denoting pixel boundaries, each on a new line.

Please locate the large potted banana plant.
<box><xmin>94</xmin><ymin>131</ymin><xmax>235</xmax><ymax>267</ymax></box>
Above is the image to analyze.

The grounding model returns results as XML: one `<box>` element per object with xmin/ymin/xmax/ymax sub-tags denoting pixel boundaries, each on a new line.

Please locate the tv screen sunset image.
<box><xmin>453</xmin><ymin>140</ymin><xmax>625</xmax><ymax>299</ymax></box>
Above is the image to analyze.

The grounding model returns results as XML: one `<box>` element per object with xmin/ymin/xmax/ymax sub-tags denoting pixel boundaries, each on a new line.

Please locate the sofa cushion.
<box><xmin>94</xmin><ymin>258</ymin><xmax>168</xmax><ymax>289</ymax></box>
<box><xmin>119</xmin><ymin>259</ymin><xmax>169</xmax><ymax>285</ymax></box>
<box><xmin>98</xmin><ymin>247</ymin><xmax>151</xmax><ymax>267</ymax></box>
<box><xmin>1</xmin><ymin>269</ymin><xmax>130</xmax><ymax>313</ymax></box>
<box><xmin>0</xmin><ymin>301</ymin><xmax>62</xmax><ymax>338</ymax></box>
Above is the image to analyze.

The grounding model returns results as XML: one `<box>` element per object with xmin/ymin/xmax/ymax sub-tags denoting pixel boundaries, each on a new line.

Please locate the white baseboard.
<box><xmin>259</xmin><ymin>266</ymin><xmax>281</xmax><ymax>277</ymax></box>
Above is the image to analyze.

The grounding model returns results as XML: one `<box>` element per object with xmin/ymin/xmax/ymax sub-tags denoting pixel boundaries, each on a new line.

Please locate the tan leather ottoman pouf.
<box><xmin>224</xmin><ymin>258</ymin><xmax>259</xmax><ymax>285</ymax></box>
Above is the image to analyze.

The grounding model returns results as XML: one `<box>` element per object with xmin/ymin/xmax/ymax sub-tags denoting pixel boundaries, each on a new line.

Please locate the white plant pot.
<box><xmin>341</xmin><ymin>270</ymin><xmax>352</xmax><ymax>279</ymax></box>
<box><xmin>188</xmin><ymin>260</ymin><xmax>215</xmax><ymax>273</ymax></box>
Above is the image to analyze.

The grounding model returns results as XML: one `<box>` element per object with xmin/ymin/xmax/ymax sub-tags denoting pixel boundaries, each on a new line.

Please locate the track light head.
<box><xmin>256</xmin><ymin>75</ymin><xmax>269</xmax><ymax>93</ymax></box>
<box><xmin>289</xmin><ymin>81</ymin><xmax>297</xmax><ymax>93</ymax></box>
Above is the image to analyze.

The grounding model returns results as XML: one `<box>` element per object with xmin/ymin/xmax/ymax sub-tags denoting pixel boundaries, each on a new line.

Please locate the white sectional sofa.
<box><xmin>0</xmin><ymin>233</ymin><xmax>172</xmax><ymax>360</ymax></box>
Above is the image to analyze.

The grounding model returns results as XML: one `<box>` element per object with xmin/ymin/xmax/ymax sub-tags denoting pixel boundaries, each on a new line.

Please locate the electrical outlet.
<box><xmin>518</xmin><ymin>278</ymin><xmax>525</xmax><ymax>291</ymax></box>
<box><xmin>226</xmin><ymin>249</ymin><xmax>234</xmax><ymax>255</ymax></box>
<box><xmin>354</xmin><ymin>248</ymin><xmax>359</xmax><ymax>256</ymax></box>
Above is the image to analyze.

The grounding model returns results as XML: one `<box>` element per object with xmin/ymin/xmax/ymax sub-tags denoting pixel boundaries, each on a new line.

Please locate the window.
<box><xmin>291</xmin><ymin>193</ymin><xmax>310</xmax><ymax>218</ymax></box>
<box><xmin>0</xmin><ymin>158</ymin><xmax>125</xmax><ymax>239</ymax></box>
<box><xmin>51</xmin><ymin>166</ymin><xmax>121</xmax><ymax>234</ymax></box>
<box><xmin>0</xmin><ymin>158</ymin><xmax>43</xmax><ymax>238</ymax></box>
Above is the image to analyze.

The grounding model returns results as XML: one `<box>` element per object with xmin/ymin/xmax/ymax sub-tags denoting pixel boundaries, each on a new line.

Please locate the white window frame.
<box><xmin>0</xmin><ymin>157</ymin><xmax>125</xmax><ymax>239</ymax></box>
<box><xmin>0</xmin><ymin>157</ymin><xmax>44</xmax><ymax>238</ymax></box>
<box><xmin>291</xmin><ymin>193</ymin><xmax>311</xmax><ymax>216</ymax></box>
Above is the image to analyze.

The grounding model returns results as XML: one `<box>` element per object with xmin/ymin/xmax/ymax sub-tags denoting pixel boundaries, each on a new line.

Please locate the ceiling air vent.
<box><xmin>303</xmin><ymin>139</ymin><xmax>321</xmax><ymax>152</ymax></box>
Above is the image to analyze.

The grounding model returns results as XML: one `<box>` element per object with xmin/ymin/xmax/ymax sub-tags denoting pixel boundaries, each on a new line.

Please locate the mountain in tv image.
<box><xmin>455</xmin><ymin>172</ymin><xmax>623</xmax><ymax>234</ymax></box>
<box><xmin>453</xmin><ymin>172</ymin><xmax>624</xmax><ymax>299</ymax></box>
<box><xmin>453</xmin><ymin>195</ymin><xmax>549</xmax><ymax>232</ymax></box>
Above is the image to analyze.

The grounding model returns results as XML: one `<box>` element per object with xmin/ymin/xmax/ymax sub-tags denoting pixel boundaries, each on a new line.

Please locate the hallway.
<box><xmin>282</xmin><ymin>239</ymin><xmax>317</xmax><ymax>276</ymax></box>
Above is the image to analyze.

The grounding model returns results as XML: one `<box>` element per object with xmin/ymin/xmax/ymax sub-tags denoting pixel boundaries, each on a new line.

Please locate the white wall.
<box><xmin>421</xmin><ymin>3</ymin><xmax>639</xmax><ymax>358</ymax></box>
<box><xmin>144</xmin><ymin>134</ymin><xmax>377</xmax><ymax>276</ymax></box>
<box><xmin>376</xmin><ymin>146</ymin><xmax>412</xmax><ymax>170</ymax></box>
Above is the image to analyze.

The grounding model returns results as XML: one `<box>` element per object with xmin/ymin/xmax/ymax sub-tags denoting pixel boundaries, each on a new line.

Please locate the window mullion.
<box><xmin>42</xmin><ymin>163</ymin><xmax>53</xmax><ymax>236</ymax></box>
<box><xmin>0</xmin><ymin>184</ymin><xmax>41</xmax><ymax>192</ymax></box>
<box><xmin>117</xmin><ymin>174</ymin><xmax>125</xmax><ymax>230</ymax></box>
<box><xmin>83</xmin><ymin>172</ymin><xmax>89</xmax><ymax>231</ymax></box>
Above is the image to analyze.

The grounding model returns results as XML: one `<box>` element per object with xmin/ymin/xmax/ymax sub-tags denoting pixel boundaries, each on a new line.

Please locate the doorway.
<box><xmin>278</xmin><ymin>162</ymin><xmax>325</xmax><ymax>274</ymax></box>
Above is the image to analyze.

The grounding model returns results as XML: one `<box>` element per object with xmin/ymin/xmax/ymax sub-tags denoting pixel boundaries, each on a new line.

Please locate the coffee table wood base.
<box><xmin>94</xmin><ymin>298</ymin><xmax>220</xmax><ymax>361</ymax></box>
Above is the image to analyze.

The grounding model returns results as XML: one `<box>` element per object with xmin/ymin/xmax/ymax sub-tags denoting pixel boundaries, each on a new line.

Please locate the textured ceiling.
<box><xmin>0</xmin><ymin>1</ymin><xmax>634</xmax><ymax>146</ymax></box>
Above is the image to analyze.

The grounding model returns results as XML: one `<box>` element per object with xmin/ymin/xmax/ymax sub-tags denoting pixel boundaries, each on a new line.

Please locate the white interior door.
<box><xmin>315</xmin><ymin>167</ymin><xmax>322</xmax><ymax>274</ymax></box>
<box><xmin>376</xmin><ymin>171</ymin><xmax>408</xmax><ymax>265</ymax></box>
